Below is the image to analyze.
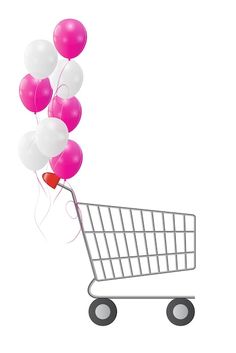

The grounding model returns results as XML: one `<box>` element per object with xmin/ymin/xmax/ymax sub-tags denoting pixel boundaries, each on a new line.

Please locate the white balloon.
<box><xmin>50</xmin><ymin>59</ymin><xmax>83</xmax><ymax>99</ymax></box>
<box><xmin>36</xmin><ymin>118</ymin><xmax>69</xmax><ymax>158</ymax></box>
<box><xmin>24</xmin><ymin>40</ymin><xmax>58</xmax><ymax>79</ymax></box>
<box><xmin>18</xmin><ymin>131</ymin><xmax>49</xmax><ymax>171</ymax></box>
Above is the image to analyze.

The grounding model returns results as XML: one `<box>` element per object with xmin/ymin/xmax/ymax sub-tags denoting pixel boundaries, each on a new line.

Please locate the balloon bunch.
<box><xmin>18</xmin><ymin>19</ymin><xmax>87</xmax><ymax>182</ymax></box>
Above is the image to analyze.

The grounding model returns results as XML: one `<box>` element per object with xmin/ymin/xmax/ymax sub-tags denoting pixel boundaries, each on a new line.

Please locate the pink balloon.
<box><xmin>48</xmin><ymin>96</ymin><xmax>82</xmax><ymax>132</ymax></box>
<box><xmin>19</xmin><ymin>74</ymin><xmax>53</xmax><ymax>113</ymax></box>
<box><xmin>53</xmin><ymin>19</ymin><xmax>87</xmax><ymax>59</ymax></box>
<box><xmin>50</xmin><ymin>140</ymin><xmax>83</xmax><ymax>179</ymax></box>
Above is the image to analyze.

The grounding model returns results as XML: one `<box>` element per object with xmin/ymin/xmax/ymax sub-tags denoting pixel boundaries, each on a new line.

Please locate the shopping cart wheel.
<box><xmin>89</xmin><ymin>298</ymin><xmax>117</xmax><ymax>326</ymax></box>
<box><xmin>166</xmin><ymin>298</ymin><xmax>195</xmax><ymax>326</ymax></box>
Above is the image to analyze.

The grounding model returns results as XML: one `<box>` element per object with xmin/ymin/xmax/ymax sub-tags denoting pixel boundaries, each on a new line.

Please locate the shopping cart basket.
<box><xmin>46</xmin><ymin>181</ymin><xmax>196</xmax><ymax>326</ymax></box>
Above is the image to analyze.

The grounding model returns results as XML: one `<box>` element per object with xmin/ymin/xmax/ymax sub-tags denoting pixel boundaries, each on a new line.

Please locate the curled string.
<box><xmin>66</xmin><ymin>202</ymin><xmax>83</xmax><ymax>244</ymax></box>
<box><xmin>65</xmin><ymin>180</ymin><xmax>83</xmax><ymax>244</ymax></box>
<box><xmin>39</xmin><ymin>189</ymin><xmax>52</xmax><ymax>227</ymax></box>
<box><xmin>34</xmin><ymin>186</ymin><xmax>46</xmax><ymax>240</ymax></box>
<box><xmin>52</xmin><ymin>179</ymin><xmax>65</xmax><ymax>205</ymax></box>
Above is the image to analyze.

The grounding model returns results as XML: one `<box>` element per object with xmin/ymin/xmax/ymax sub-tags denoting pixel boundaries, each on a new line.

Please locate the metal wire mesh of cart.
<box><xmin>77</xmin><ymin>202</ymin><xmax>196</xmax><ymax>281</ymax></box>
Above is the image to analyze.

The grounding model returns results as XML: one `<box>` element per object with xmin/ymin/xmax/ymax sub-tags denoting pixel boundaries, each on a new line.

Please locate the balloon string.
<box><xmin>43</xmin><ymin>61</ymin><xmax>76</xmax><ymax>243</ymax></box>
<box><xmin>34</xmin><ymin>112</ymin><xmax>40</xmax><ymax>125</ymax></box>
<box><xmin>49</xmin><ymin>61</ymin><xmax>70</xmax><ymax>175</ymax></box>
<box><xmin>34</xmin><ymin>185</ymin><xmax>47</xmax><ymax>240</ymax></box>
<box><xmin>66</xmin><ymin>207</ymin><xmax>82</xmax><ymax>244</ymax></box>
<box><xmin>49</xmin><ymin>59</ymin><xmax>69</xmax><ymax>120</ymax></box>
<box><xmin>33</xmin><ymin>80</ymin><xmax>40</xmax><ymax>125</ymax></box>
<box><xmin>53</xmin><ymin>179</ymin><xmax>65</xmax><ymax>205</ymax></box>
<box><xmin>34</xmin><ymin>171</ymin><xmax>49</xmax><ymax>240</ymax></box>
<box><xmin>34</xmin><ymin>80</ymin><xmax>40</xmax><ymax>115</ymax></box>
<box><xmin>43</xmin><ymin>60</ymin><xmax>70</xmax><ymax>178</ymax></box>
<box><xmin>34</xmin><ymin>171</ymin><xmax>52</xmax><ymax>227</ymax></box>
<box><xmin>39</xmin><ymin>187</ymin><xmax>52</xmax><ymax>226</ymax></box>
<box><xmin>52</xmin><ymin>60</ymin><xmax>70</xmax><ymax>105</ymax></box>
<box><xmin>35</xmin><ymin>171</ymin><xmax>47</xmax><ymax>197</ymax></box>
<box><xmin>56</xmin><ymin>60</ymin><xmax>68</xmax><ymax>92</ymax></box>
<box><xmin>31</xmin><ymin>63</ymin><xmax>70</xmax><ymax>239</ymax></box>
<box><xmin>50</xmin><ymin>147</ymin><xmax>66</xmax><ymax>179</ymax></box>
<box><xmin>50</xmin><ymin>86</ymin><xmax>65</xmax><ymax>122</ymax></box>
<box><xmin>65</xmin><ymin>180</ymin><xmax>83</xmax><ymax>244</ymax></box>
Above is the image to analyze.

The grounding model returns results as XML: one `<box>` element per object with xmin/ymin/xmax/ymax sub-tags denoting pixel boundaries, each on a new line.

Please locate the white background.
<box><xmin>0</xmin><ymin>0</ymin><xmax>235</xmax><ymax>351</ymax></box>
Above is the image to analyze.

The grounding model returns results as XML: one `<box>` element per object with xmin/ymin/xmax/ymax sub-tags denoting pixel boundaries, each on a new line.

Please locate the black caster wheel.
<box><xmin>166</xmin><ymin>298</ymin><xmax>195</xmax><ymax>326</ymax></box>
<box><xmin>89</xmin><ymin>298</ymin><xmax>117</xmax><ymax>326</ymax></box>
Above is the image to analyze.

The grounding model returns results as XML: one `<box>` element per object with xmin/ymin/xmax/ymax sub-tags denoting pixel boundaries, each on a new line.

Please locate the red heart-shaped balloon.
<box><xmin>42</xmin><ymin>173</ymin><xmax>60</xmax><ymax>189</ymax></box>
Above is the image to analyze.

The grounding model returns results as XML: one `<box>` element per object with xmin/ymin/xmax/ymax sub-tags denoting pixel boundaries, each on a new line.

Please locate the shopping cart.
<box><xmin>47</xmin><ymin>181</ymin><xmax>196</xmax><ymax>326</ymax></box>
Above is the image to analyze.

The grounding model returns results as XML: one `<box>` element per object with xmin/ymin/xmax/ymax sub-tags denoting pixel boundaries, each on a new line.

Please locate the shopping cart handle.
<box><xmin>42</xmin><ymin>173</ymin><xmax>78</xmax><ymax>203</ymax></box>
<box><xmin>42</xmin><ymin>173</ymin><xmax>84</xmax><ymax>232</ymax></box>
